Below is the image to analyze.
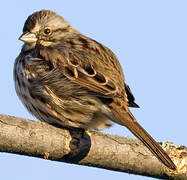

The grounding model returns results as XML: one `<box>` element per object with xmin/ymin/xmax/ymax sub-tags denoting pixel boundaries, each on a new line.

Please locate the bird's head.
<box><xmin>19</xmin><ymin>10</ymin><xmax>74</xmax><ymax>49</ymax></box>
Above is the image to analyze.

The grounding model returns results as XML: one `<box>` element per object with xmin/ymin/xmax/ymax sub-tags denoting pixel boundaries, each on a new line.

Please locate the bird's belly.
<box><xmin>15</xmin><ymin>76</ymin><xmax>113</xmax><ymax>130</ymax></box>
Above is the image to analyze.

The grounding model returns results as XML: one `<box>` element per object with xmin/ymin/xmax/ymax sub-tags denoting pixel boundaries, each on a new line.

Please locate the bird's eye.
<box><xmin>44</xmin><ymin>28</ymin><xmax>52</xmax><ymax>35</ymax></box>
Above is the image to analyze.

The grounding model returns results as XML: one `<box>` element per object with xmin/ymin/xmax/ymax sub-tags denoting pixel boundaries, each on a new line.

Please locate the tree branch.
<box><xmin>0</xmin><ymin>114</ymin><xmax>186</xmax><ymax>179</ymax></box>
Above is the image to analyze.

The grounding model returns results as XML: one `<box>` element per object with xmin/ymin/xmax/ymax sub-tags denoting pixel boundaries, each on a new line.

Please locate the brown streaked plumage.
<box><xmin>14</xmin><ymin>10</ymin><xmax>176</xmax><ymax>170</ymax></box>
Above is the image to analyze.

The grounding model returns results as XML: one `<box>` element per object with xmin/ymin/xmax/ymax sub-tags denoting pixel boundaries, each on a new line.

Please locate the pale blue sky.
<box><xmin>1</xmin><ymin>1</ymin><xmax>187</xmax><ymax>179</ymax></box>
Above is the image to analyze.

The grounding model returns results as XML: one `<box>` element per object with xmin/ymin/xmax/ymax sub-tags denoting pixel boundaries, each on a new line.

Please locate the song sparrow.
<box><xmin>14</xmin><ymin>10</ymin><xmax>176</xmax><ymax>170</ymax></box>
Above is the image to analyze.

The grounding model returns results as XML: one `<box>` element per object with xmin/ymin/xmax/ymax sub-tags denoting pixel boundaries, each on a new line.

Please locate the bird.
<box><xmin>14</xmin><ymin>10</ymin><xmax>176</xmax><ymax>170</ymax></box>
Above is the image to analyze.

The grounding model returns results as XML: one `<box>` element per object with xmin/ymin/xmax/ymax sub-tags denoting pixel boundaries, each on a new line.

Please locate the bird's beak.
<box><xmin>19</xmin><ymin>32</ymin><xmax>37</xmax><ymax>43</ymax></box>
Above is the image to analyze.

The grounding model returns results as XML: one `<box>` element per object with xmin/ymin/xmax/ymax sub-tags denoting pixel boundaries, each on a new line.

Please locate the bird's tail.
<box><xmin>110</xmin><ymin>104</ymin><xmax>176</xmax><ymax>170</ymax></box>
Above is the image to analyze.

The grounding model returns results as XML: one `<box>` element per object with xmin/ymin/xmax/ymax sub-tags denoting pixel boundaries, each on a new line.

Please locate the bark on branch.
<box><xmin>0</xmin><ymin>114</ymin><xmax>186</xmax><ymax>179</ymax></box>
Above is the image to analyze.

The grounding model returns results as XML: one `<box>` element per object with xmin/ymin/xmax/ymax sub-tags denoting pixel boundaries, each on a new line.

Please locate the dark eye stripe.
<box><xmin>53</xmin><ymin>28</ymin><xmax>70</xmax><ymax>33</ymax></box>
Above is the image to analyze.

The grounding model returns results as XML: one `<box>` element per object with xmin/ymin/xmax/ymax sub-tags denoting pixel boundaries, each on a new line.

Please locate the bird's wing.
<box><xmin>125</xmin><ymin>84</ymin><xmax>139</xmax><ymax>108</ymax></box>
<box><xmin>40</xmin><ymin>36</ymin><xmax>127</xmax><ymax>100</ymax></box>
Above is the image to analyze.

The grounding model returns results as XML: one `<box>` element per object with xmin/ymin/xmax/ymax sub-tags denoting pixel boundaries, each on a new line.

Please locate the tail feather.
<box><xmin>111</xmin><ymin>106</ymin><xmax>176</xmax><ymax>170</ymax></box>
<box><xmin>126</xmin><ymin>119</ymin><xmax>176</xmax><ymax>170</ymax></box>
